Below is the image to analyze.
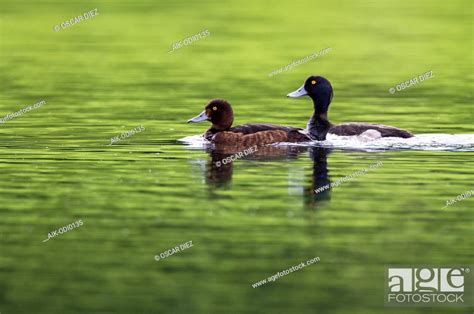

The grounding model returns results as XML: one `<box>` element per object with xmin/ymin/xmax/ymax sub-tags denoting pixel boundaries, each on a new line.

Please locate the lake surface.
<box><xmin>0</xmin><ymin>0</ymin><xmax>472</xmax><ymax>313</ymax></box>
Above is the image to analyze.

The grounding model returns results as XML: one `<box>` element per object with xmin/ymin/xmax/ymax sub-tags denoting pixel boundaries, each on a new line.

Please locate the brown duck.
<box><xmin>187</xmin><ymin>99</ymin><xmax>310</xmax><ymax>146</ymax></box>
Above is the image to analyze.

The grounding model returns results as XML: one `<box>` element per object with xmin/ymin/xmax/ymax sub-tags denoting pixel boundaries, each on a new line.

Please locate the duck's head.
<box><xmin>287</xmin><ymin>76</ymin><xmax>333</xmax><ymax>113</ymax></box>
<box><xmin>187</xmin><ymin>99</ymin><xmax>234</xmax><ymax>130</ymax></box>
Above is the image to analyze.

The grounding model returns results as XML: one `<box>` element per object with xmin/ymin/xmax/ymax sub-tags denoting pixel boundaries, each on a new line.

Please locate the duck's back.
<box><xmin>329</xmin><ymin>123</ymin><xmax>413</xmax><ymax>138</ymax></box>
<box><xmin>229</xmin><ymin>123</ymin><xmax>294</xmax><ymax>134</ymax></box>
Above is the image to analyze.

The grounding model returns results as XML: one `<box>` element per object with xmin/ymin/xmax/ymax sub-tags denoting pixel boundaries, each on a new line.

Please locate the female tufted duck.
<box><xmin>187</xmin><ymin>99</ymin><xmax>310</xmax><ymax>145</ymax></box>
<box><xmin>287</xmin><ymin>76</ymin><xmax>413</xmax><ymax>140</ymax></box>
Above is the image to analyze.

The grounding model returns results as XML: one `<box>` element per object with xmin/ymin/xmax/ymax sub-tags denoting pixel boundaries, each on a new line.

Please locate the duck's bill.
<box><xmin>287</xmin><ymin>84</ymin><xmax>308</xmax><ymax>98</ymax></box>
<box><xmin>187</xmin><ymin>111</ymin><xmax>209</xmax><ymax>123</ymax></box>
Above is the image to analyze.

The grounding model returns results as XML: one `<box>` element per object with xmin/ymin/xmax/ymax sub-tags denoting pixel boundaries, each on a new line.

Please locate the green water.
<box><xmin>0</xmin><ymin>0</ymin><xmax>472</xmax><ymax>313</ymax></box>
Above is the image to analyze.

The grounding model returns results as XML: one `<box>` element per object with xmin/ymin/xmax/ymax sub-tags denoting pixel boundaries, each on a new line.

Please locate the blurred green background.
<box><xmin>0</xmin><ymin>0</ymin><xmax>472</xmax><ymax>313</ymax></box>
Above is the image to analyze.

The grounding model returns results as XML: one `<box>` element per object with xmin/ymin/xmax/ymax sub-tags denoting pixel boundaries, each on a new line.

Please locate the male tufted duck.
<box><xmin>287</xmin><ymin>76</ymin><xmax>413</xmax><ymax>140</ymax></box>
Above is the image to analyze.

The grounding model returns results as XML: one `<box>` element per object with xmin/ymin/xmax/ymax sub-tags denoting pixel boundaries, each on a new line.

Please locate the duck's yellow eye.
<box><xmin>212</xmin><ymin>106</ymin><xmax>217</xmax><ymax>111</ymax></box>
<box><xmin>311</xmin><ymin>80</ymin><xmax>317</xmax><ymax>85</ymax></box>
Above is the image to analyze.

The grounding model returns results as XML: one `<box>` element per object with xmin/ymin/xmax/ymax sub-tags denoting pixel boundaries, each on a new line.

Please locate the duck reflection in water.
<box><xmin>202</xmin><ymin>142</ymin><xmax>332</xmax><ymax>206</ymax></box>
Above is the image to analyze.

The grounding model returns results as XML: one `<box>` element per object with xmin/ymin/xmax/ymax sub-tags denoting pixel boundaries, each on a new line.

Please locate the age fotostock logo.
<box><xmin>386</xmin><ymin>267</ymin><xmax>472</xmax><ymax>306</ymax></box>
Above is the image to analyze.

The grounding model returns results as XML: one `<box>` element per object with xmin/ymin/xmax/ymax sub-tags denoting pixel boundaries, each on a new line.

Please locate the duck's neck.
<box><xmin>212</xmin><ymin>116</ymin><xmax>233</xmax><ymax>131</ymax></box>
<box><xmin>305</xmin><ymin>86</ymin><xmax>333</xmax><ymax>140</ymax></box>
<box><xmin>307</xmin><ymin>111</ymin><xmax>332</xmax><ymax>141</ymax></box>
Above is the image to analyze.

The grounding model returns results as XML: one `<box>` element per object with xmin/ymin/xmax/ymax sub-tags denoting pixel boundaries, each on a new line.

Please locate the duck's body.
<box><xmin>188</xmin><ymin>99</ymin><xmax>311</xmax><ymax>146</ymax></box>
<box><xmin>329</xmin><ymin>122</ymin><xmax>412</xmax><ymax>138</ymax></box>
<box><xmin>207</xmin><ymin>123</ymin><xmax>310</xmax><ymax>143</ymax></box>
<box><xmin>287</xmin><ymin>76</ymin><xmax>413</xmax><ymax>140</ymax></box>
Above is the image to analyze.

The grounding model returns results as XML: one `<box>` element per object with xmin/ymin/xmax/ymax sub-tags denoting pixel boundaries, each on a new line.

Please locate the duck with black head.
<box><xmin>287</xmin><ymin>76</ymin><xmax>413</xmax><ymax>140</ymax></box>
<box><xmin>187</xmin><ymin>99</ymin><xmax>311</xmax><ymax>146</ymax></box>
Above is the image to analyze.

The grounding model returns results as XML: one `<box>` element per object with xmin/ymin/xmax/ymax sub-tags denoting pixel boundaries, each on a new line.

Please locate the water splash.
<box><xmin>179</xmin><ymin>135</ymin><xmax>211</xmax><ymax>150</ymax></box>
<box><xmin>302</xmin><ymin>133</ymin><xmax>474</xmax><ymax>152</ymax></box>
